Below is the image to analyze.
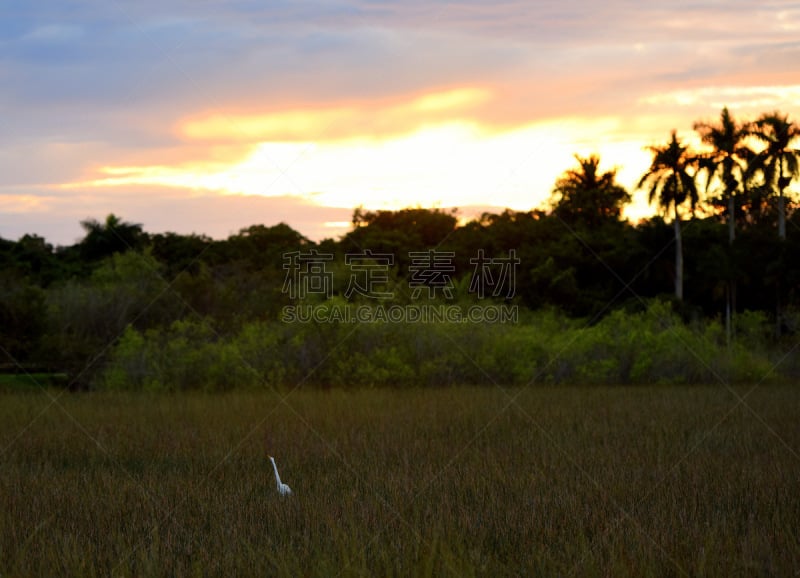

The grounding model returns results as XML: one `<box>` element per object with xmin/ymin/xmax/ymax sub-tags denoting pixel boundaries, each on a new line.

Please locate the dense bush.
<box><xmin>0</xmin><ymin>276</ymin><xmax>47</xmax><ymax>363</ymax></box>
<box><xmin>40</xmin><ymin>251</ymin><xmax>183</xmax><ymax>387</ymax></box>
<box><xmin>99</xmin><ymin>301</ymin><xmax>784</xmax><ymax>390</ymax></box>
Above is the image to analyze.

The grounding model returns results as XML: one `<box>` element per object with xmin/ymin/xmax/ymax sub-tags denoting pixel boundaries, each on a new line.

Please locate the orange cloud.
<box><xmin>67</xmin><ymin>113</ymin><xmax>661</xmax><ymax>220</ymax></box>
<box><xmin>180</xmin><ymin>87</ymin><xmax>492</xmax><ymax>142</ymax></box>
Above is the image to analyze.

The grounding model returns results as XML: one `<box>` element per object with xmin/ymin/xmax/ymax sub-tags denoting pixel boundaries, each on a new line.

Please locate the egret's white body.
<box><xmin>269</xmin><ymin>456</ymin><xmax>292</xmax><ymax>496</ymax></box>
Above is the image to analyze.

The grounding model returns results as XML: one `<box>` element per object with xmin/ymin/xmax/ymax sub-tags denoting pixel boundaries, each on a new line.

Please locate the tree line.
<box><xmin>0</xmin><ymin>107</ymin><xmax>798</xmax><ymax>388</ymax></box>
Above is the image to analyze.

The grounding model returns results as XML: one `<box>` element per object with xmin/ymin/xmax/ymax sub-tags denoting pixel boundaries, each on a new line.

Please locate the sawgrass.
<box><xmin>1</xmin><ymin>385</ymin><xmax>798</xmax><ymax>576</ymax></box>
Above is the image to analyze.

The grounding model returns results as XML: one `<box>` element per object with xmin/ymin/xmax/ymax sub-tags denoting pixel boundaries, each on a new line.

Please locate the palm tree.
<box><xmin>550</xmin><ymin>154</ymin><xmax>631</xmax><ymax>227</ymax></box>
<box><xmin>694</xmin><ymin>107</ymin><xmax>752</xmax><ymax>343</ymax></box>
<box><xmin>79</xmin><ymin>213</ymin><xmax>146</xmax><ymax>261</ymax></box>
<box><xmin>638</xmin><ymin>131</ymin><xmax>699</xmax><ymax>301</ymax></box>
<box><xmin>694</xmin><ymin>107</ymin><xmax>752</xmax><ymax>243</ymax></box>
<box><xmin>748</xmin><ymin>112</ymin><xmax>800</xmax><ymax>239</ymax></box>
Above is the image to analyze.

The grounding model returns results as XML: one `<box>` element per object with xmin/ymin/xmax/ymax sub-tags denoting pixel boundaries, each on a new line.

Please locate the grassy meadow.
<box><xmin>1</xmin><ymin>385</ymin><xmax>798</xmax><ymax>577</ymax></box>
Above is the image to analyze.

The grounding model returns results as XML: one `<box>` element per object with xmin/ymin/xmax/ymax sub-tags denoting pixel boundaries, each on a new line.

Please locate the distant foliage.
<box><xmin>2</xmin><ymin>108</ymin><xmax>800</xmax><ymax>388</ymax></box>
<box><xmin>0</xmin><ymin>276</ymin><xmax>47</xmax><ymax>363</ymax></box>
<box><xmin>100</xmin><ymin>301</ymin><xmax>780</xmax><ymax>391</ymax></box>
<box><xmin>41</xmin><ymin>250</ymin><xmax>182</xmax><ymax>387</ymax></box>
<box><xmin>103</xmin><ymin>320</ymin><xmax>261</xmax><ymax>392</ymax></box>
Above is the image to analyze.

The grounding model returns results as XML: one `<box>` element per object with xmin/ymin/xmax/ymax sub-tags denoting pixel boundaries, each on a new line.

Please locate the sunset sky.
<box><xmin>2</xmin><ymin>0</ymin><xmax>800</xmax><ymax>245</ymax></box>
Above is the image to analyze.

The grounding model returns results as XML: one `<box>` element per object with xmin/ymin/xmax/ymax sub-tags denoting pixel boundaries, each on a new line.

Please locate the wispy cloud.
<box><xmin>640</xmin><ymin>84</ymin><xmax>800</xmax><ymax>110</ymax></box>
<box><xmin>180</xmin><ymin>87</ymin><xmax>492</xmax><ymax>142</ymax></box>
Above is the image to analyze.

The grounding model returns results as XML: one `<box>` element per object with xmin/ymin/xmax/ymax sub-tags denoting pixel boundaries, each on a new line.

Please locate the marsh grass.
<box><xmin>1</xmin><ymin>386</ymin><xmax>798</xmax><ymax>576</ymax></box>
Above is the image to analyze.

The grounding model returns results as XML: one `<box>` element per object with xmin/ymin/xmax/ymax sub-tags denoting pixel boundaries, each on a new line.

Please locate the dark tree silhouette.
<box><xmin>694</xmin><ymin>107</ymin><xmax>752</xmax><ymax>243</ymax></box>
<box><xmin>79</xmin><ymin>213</ymin><xmax>146</xmax><ymax>262</ymax></box>
<box><xmin>550</xmin><ymin>154</ymin><xmax>631</xmax><ymax>227</ymax></box>
<box><xmin>748</xmin><ymin>112</ymin><xmax>800</xmax><ymax>240</ymax></box>
<box><xmin>694</xmin><ymin>107</ymin><xmax>752</xmax><ymax>341</ymax></box>
<box><xmin>638</xmin><ymin>131</ymin><xmax>699</xmax><ymax>301</ymax></box>
<box><xmin>343</xmin><ymin>208</ymin><xmax>458</xmax><ymax>272</ymax></box>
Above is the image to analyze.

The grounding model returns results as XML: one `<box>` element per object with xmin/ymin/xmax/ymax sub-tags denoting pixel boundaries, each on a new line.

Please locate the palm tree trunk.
<box><xmin>778</xmin><ymin>157</ymin><xmax>786</xmax><ymax>240</ymax></box>
<box><xmin>673</xmin><ymin>203</ymin><xmax>683</xmax><ymax>301</ymax></box>
<box><xmin>727</xmin><ymin>194</ymin><xmax>735</xmax><ymax>243</ymax></box>
<box><xmin>725</xmin><ymin>283</ymin><xmax>731</xmax><ymax>346</ymax></box>
<box><xmin>777</xmin><ymin>160</ymin><xmax>785</xmax><ymax>335</ymax></box>
<box><xmin>726</xmin><ymin>194</ymin><xmax>735</xmax><ymax>345</ymax></box>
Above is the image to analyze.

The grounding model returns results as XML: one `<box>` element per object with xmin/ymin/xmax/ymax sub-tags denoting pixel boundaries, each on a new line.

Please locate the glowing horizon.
<box><xmin>62</xmin><ymin>87</ymin><xmax>683</xmax><ymax>232</ymax></box>
<box><xmin>64</xmin><ymin>82</ymin><xmax>798</xmax><ymax>234</ymax></box>
<box><xmin>3</xmin><ymin>1</ymin><xmax>800</xmax><ymax>244</ymax></box>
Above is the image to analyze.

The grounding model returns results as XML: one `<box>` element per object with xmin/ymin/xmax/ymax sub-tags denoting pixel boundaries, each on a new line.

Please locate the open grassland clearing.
<box><xmin>1</xmin><ymin>386</ymin><xmax>798</xmax><ymax>576</ymax></box>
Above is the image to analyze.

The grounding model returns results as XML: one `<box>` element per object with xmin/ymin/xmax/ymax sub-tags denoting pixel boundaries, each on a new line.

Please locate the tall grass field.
<box><xmin>1</xmin><ymin>386</ymin><xmax>798</xmax><ymax>576</ymax></box>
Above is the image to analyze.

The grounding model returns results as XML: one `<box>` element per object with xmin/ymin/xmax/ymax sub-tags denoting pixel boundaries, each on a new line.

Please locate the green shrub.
<box><xmin>99</xmin><ymin>299</ymin><xmax>785</xmax><ymax>390</ymax></box>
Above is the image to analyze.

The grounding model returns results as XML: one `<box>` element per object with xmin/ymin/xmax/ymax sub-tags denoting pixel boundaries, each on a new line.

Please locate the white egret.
<box><xmin>269</xmin><ymin>456</ymin><xmax>292</xmax><ymax>496</ymax></box>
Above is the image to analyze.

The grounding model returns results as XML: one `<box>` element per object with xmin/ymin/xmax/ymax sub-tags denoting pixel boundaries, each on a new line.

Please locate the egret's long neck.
<box><xmin>271</xmin><ymin>459</ymin><xmax>282</xmax><ymax>486</ymax></box>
